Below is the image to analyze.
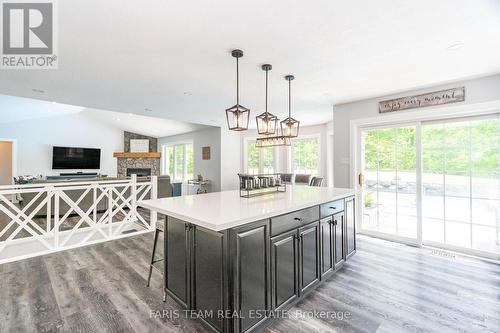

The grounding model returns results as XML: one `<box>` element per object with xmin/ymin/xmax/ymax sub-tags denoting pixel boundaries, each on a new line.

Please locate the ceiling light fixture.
<box><xmin>226</xmin><ymin>49</ymin><xmax>250</xmax><ymax>131</ymax></box>
<box><xmin>280</xmin><ymin>75</ymin><xmax>300</xmax><ymax>138</ymax></box>
<box><xmin>256</xmin><ymin>135</ymin><xmax>291</xmax><ymax>148</ymax></box>
<box><xmin>256</xmin><ymin>64</ymin><xmax>279</xmax><ymax>135</ymax></box>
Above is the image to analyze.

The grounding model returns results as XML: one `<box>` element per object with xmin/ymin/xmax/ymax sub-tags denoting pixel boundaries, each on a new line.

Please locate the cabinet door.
<box><xmin>166</xmin><ymin>217</ymin><xmax>190</xmax><ymax>308</ymax></box>
<box><xmin>231</xmin><ymin>220</ymin><xmax>271</xmax><ymax>333</ymax></box>
<box><xmin>299</xmin><ymin>222</ymin><xmax>320</xmax><ymax>294</ymax></box>
<box><xmin>271</xmin><ymin>229</ymin><xmax>299</xmax><ymax>310</ymax></box>
<box><xmin>345</xmin><ymin>197</ymin><xmax>356</xmax><ymax>259</ymax></box>
<box><xmin>333</xmin><ymin>212</ymin><xmax>345</xmax><ymax>268</ymax></box>
<box><xmin>320</xmin><ymin>217</ymin><xmax>334</xmax><ymax>279</ymax></box>
<box><xmin>193</xmin><ymin>226</ymin><xmax>225</xmax><ymax>332</ymax></box>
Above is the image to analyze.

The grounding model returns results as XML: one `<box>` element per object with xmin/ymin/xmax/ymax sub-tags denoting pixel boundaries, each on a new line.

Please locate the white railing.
<box><xmin>0</xmin><ymin>175</ymin><xmax>157</xmax><ymax>264</ymax></box>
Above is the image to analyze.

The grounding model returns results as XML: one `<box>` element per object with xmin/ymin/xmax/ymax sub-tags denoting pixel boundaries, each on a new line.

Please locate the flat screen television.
<box><xmin>52</xmin><ymin>146</ymin><xmax>101</xmax><ymax>169</ymax></box>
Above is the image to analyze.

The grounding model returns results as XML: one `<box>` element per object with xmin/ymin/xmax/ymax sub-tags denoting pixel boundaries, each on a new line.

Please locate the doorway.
<box><xmin>357</xmin><ymin>115</ymin><xmax>500</xmax><ymax>259</ymax></box>
<box><xmin>0</xmin><ymin>141</ymin><xmax>14</xmax><ymax>185</ymax></box>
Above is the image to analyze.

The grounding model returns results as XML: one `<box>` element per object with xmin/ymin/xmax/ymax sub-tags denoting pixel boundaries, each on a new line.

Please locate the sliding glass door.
<box><xmin>422</xmin><ymin>117</ymin><xmax>500</xmax><ymax>254</ymax></box>
<box><xmin>358</xmin><ymin>115</ymin><xmax>500</xmax><ymax>258</ymax></box>
<box><xmin>360</xmin><ymin>125</ymin><xmax>418</xmax><ymax>241</ymax></box>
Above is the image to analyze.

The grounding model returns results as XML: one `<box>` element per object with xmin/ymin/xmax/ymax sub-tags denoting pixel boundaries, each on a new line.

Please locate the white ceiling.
<box><xmin>0</xmin><ymin>94</ymin><xmax>211</xmax><ymax>137</ymax></box>
<box><xmin>0</xmin><ymin>0</ymin><xmax>499</xmax><ymax>128</ymax></box>
<box><xmin>82</xmin><ymin>108</ymin><xmax>210</xmax><ymax>137</ymax></box>
<box><xmin>0</xmin><ymin>94</ymin><xmax>83</xmax><ymax>123</ymax></box>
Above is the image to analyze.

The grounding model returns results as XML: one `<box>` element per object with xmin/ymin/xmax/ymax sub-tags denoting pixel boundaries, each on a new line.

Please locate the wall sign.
<box><xmin>379</xmin><ymin>87</ymin><xmax>465</xmax><ymax>113</ymax></box>
<box><xmin>202</xmin><ymin>146</ymin><xmax>211</xmax><ymax>160</ymax></box>
<box><xmin>130</xmin><ymin>139</ymin><xmax>150</xmax><ymax>153</ymax></box>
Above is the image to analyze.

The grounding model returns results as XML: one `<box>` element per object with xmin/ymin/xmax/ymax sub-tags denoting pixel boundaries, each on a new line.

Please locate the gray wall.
<box><xmin>333</xmin><ymin>74</ymin><xmax>500</xmax><ymax>188</ymax></box>
<box><xmin>158</xmin><ymin>127</ymin><xmax>222</xmax><ymax>192</ymax></box>
<box><xmin>220</xmin><ymin>127</ymin><xmax>242</xmax><ymax>191</ymax></box>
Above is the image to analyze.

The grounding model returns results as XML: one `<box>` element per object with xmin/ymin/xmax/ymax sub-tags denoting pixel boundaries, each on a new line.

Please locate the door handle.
<box><xmin>358</xmin><ymin>173</ymin><xmax>365</xmax><ymax>186</ymax></box>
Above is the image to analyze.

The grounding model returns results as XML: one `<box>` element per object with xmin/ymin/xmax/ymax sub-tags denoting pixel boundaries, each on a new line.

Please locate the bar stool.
<box><xmin>146</xmin><ymin>219</ymin><xmax>167</xmax><ymax>302</ymax></box>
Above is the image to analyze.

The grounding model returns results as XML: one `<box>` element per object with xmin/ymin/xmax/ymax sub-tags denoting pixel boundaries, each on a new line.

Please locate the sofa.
<box><xmin>20</xmin><ymin>175</ymin><xmax>172</xmax><ymax>217</ymax></box>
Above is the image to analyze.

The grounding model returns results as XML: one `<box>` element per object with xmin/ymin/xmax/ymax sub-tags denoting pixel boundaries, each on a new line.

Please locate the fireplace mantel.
<box><xmin>113</xmin><ymin>152</ymin><xmax>161</xmax><ymax>158</ymax></box>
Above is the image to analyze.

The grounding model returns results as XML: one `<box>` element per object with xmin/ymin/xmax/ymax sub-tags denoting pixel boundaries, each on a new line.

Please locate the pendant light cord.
<box><xmin>288</xmin><ymin>79</ymin><xmax>291</xmax><ymax>118</ymax></box>
<box><xmin>236</xmin><ymin>57</ymin><xmax>239</xmax><ymax>106</ymax></box>
<box><xmin>265</xmin><ymin>68</ymin><xmax>268</xmax><ymax>113</ymax></box>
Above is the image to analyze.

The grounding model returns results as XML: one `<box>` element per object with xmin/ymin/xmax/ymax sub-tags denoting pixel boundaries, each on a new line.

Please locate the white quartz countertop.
<box><xmin>139</xmin><ymin>186</ymin><xmax>356</xmax><ymax>231</ymax></box>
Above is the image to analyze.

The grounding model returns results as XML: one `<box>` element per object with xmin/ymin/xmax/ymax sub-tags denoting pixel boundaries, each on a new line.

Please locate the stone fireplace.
<box><xmin>114</xmin><ymin>131</ymin><xmax>161</xmax><ymax>178</ymax></box>
<box><xmin>116</xmin><ymin>156</ymin><xmax>160</xmax><ymax>178</ymax></box>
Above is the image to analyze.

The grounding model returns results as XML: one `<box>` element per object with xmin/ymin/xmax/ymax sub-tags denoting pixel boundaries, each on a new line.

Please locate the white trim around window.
<box><xmin>161</xmin><ymin>140</ymin><xmax>193</xmax><ymax>182</ymax></box>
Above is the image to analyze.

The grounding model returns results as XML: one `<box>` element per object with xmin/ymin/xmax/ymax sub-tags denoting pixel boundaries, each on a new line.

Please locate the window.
<box><xmin>162</xmin><ymin>143</ymin><xmax>194</xmax><ymax>181</ymax></box>
<box><xmin>245</xmin><ymin>139</ymin><xmax>276</xmax><ymax>174</ymax></box>
<box><xmin>292</xmin><ymin>137</ymin><xmax>319</xmax><ymax>175</ymax></box>
<box><xmin>262</xmin><ymin>147</ymin><xmax>275</xmax><ymax>174</ymax></box>
<box><xmin>247</xmin><ymin>140</ymin><xmax>259</xmax><ymax>174</ymax></box>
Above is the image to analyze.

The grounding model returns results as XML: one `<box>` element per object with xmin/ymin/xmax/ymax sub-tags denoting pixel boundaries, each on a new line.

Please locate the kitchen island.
<box><xmin>139</xmin><ymin>186</ymin><xmax>356</xmax><ymax>333</ymax></box>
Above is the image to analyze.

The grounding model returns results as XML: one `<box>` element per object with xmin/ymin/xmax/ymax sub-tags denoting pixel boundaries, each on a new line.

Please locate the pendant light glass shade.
<box><xmin>280</xmin><ymin>75</ymin><xmax>300</xmax><ymax>138</ymax></box>
<box><xmin>256</xmin><ymin>64</ymin><xmax>279</xmax><ymax>135</ymax></box>
<box><xmin>226</xmin><ymin>49</ymin><xmax>250</xmax><ymax>131</ymax></box>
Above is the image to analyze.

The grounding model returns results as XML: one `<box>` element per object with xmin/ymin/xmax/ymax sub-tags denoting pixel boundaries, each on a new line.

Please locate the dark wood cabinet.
<box><xmin>166</xmin><ymin>217</ymin><xmax>191</xmax><ymax>308</ymax></box>
<box><xmin>231</xmin><ymin>220</ymin><xmax>271</xmax><ymax>333</ymax></box>
<box><xmin>320</xmin><ymin>217</ymin><xmax>334</xmax><ymax>279</ymax></box>
<box><xmin>333</xmin><ymin>212</ymin><xmax>345</xmax><ymax>268</ymax></box>
<box><xmin>345</xmin><ymin>196</ymin><xmax>356</xmax><ymax>258</ymax></box>
<box><xmin>298</xmin><ymin>222</ymin><xmax>320</xmax><ymax>294</ymax></box>
<box><xmin>270</xmin><ymin>229</ymin><xmax>299</xmax><ymax>310</ymax></box>
<box><xmin>192</xmin><ymin>226</ymin><xmax>226</xmax><ymax>332</ymax></box>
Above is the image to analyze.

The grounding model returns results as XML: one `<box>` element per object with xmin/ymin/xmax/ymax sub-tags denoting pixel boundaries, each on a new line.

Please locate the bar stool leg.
<box><xmin>163</xmin><ymin>218</ymin><xmax>168</xmax><ymax>302</ymax></box>
<box><xmin>146</xmin><ymin>228</ymin><xmax>160</xmax><ymax>287</ymax></box>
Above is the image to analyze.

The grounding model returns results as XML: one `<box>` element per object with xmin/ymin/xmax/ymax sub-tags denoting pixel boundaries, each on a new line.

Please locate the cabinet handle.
<box><xmin>329</xmin><ymin>206</ymin><xmax>336</xmax><ymax>210</ymax></box>
<box><xmin>294</xmin><ymin>217</ymin><xmax>302</xmax><ymax>222</ymax></box>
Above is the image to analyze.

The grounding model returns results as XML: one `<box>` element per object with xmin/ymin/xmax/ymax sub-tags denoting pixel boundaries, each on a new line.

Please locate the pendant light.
<box><xmin>226</xmin><ymin>49</ymin><xmax>250</xmax><ymax>131</ymax></box>
<box><xmin>280</xmin><ymin>75</ymin><xmax>300</xmax><ymax>137</ymax></box>
<box><xmin>256</xmin><ymin>135</ymin><xmax>291</xmax><ymax>147</ymax></box>
<box><xmin>256</xmin><ymin>64</ymin><xmax>278</xmax><ymax>135</ymax></box>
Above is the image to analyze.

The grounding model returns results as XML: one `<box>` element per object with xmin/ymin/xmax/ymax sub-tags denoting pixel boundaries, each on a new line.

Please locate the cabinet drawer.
<box><xmin>320</xmin><ymin>199</ymin><xmax>344</xmax><ymax>218</ymax></box>
<box><xmin>271</xmin><ymin>206</ymin><xmax>319</xmax><ymax>236</ymax></box>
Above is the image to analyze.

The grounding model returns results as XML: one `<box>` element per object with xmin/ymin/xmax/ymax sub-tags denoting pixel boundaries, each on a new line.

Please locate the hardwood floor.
<box><xmin>0</xmin><ymin>233</ymin><xmax>498</xmax><ymax>333</ymax></box>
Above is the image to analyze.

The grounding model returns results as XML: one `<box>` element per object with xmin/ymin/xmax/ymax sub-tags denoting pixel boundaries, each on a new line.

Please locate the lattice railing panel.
<box><xmin>0</xmin><ymin>175</ymin><xmax>158</xmax><ymax>264</ymax></box>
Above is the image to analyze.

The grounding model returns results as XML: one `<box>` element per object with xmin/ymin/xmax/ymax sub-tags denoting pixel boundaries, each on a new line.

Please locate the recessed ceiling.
<box><xmin>0</xmin><ymin>0</ymin><xmax>499</xmax><ymax>127</ymax></box>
